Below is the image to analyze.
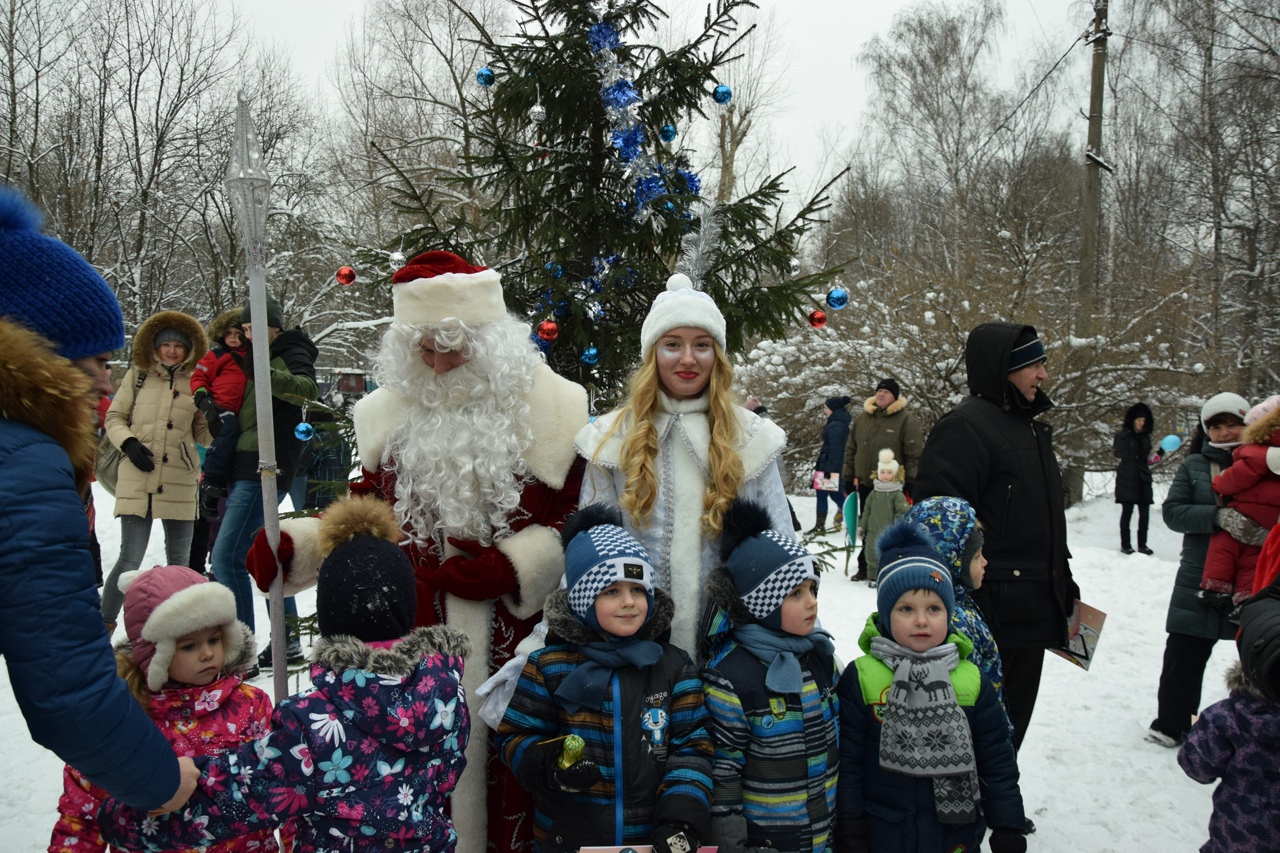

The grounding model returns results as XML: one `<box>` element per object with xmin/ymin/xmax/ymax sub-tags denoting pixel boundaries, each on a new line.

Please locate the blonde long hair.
<box><xmin>116</xmin><ymin>648</ymin><xmax>152</xmax><ymax>711</ymax></box>
<box><xmin>599</xmin><ymin>345</ymin><xmax>743</xmax><ymax>537</ymax></box>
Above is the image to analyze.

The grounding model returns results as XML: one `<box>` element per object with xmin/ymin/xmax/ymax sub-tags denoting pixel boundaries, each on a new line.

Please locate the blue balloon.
<box><xmin>712</xmin><ymin>84</ymin><xmax>733</xmax><ymax>105</ymax></box>
<box><xmin>294</xmin><ymin>422</ymin><xmax>315</xmax><ymax>442</ymax></box>
<box><xmin>476</xmin><ymin>66</ymin><xmax>495</xmax><ymax>87</ymax></box>
<box><xmin>1159</xmin><ymin>434</ymin><xmax>1182</xmax><ymax>453</ymax></box>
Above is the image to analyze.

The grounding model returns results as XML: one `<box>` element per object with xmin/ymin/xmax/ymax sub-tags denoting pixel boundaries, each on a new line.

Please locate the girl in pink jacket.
<box><xmin>48</xmin><ymin>565</ymin><xmax>282</xmax><ymax>853</ymax></box>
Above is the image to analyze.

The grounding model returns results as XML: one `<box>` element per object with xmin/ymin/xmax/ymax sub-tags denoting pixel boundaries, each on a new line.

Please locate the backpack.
<box><xmin>94</xmin><ymin>369</ymin><xmax>146</xmax><ymax>497</ymax></box>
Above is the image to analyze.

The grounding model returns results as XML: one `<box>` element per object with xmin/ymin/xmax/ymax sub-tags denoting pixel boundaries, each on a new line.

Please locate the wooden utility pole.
<box><xmin>1076</xmin><ymin>0</ymin><xmax>1111</xmax><ymax>337</ymax></box>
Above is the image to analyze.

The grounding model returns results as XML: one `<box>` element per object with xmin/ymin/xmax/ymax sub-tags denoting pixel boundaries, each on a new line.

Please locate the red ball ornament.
<box><xmin>336</xmin><ymin>266</ymin><xmax>356</xmax><ymax>286</ymax></box>
<box><xmin>537</xmin><ymin>319</ymin><xmax>559</xmax><ymax>342</ymax></box>
<box><xmin>808</xmin><ymin>309</ymin><xmax>828</xmax><ymax>329</ymax></box>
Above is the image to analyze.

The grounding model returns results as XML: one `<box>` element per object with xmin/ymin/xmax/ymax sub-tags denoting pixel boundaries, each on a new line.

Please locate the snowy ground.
<box><xmin>1</xmin><ymin>475</ymin><xmax>1231</xmax><ymax>851</ymax></box>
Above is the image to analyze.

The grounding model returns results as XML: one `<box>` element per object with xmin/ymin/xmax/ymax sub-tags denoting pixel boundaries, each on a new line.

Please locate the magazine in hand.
<box><xmin>1050</xmin><ymin>600</ymin><xmax>1106</xmax><ymax>670</ymax></box>
<box><xmin>813</xmin><ymin>470</ymin><xmax>840</xmax><ymax>492</ymax></box>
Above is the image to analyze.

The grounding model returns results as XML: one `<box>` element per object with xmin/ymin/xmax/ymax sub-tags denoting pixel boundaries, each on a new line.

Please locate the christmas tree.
<box><xmin>372</xmin><ymin>0</ymin><xmax>842</xmax><ymax>400</ymax></box>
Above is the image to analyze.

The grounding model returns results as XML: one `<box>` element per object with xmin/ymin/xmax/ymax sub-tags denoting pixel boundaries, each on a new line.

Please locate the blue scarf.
<box><xmin>555</xmin><ymin>638</ymin><xmax>663</xmax><ymax>714</ymax></box>
<box><xmin>731</xmin><ymin>623</ymin><xmax>835</xmax><ymax>694</ymax></box>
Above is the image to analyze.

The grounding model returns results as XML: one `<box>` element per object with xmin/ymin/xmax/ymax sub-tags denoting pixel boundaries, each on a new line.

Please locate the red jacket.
<box><xmin>1213</xmin><ymin>430</ymin><xmax>1280</xmax><ymax>529</ymax></box>
<box><xmin>190</xmin><ymin>346</ymin><xmax>247</xmax><ymax>413</ymax></box>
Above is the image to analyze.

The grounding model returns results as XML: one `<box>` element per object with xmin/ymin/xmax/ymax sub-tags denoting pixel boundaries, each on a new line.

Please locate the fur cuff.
<box><xmin>277</xmin><ymin>515</ymin><xmax>325</xmax><ymax>596</ymax></box>
<box><xmin>312</xmin><ymin>626</ymin><xmax>471</xmax><ymax>676</ymax></box>
<box><xmin>496</xmin><ymin>523</ymin><xmax>566</xmax><ymax>621</ymax></box>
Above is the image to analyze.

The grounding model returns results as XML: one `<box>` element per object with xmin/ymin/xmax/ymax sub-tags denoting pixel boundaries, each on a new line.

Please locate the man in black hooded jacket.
<box><xmin>914</xmin><ymin>322</ymin><xmax>1080</xmax><ymax>753</ymax></box>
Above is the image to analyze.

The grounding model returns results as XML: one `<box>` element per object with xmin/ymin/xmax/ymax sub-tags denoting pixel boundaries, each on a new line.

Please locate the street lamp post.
<box><xmin>225</xmin><ymin>92</ymin><xmax>288</xmax><ymax>701</ymax></box>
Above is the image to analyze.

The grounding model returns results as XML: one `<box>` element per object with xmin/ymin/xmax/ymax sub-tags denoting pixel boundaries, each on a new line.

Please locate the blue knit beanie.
<box><xmin>875</xmin><ymin>521</ymin><xmax>955</xmax><ymax>624</ymax></box>
<box><xmin>562</xmin><ymin>504</ymin><xmax>655</xmax><ymax>634</ymax></box>
<box><xmin>0</xmin><ymin>188</ymin><xmax>124</xmax><ymax>360</ymax></box>
<box><xmin>721</xmin><ymin>499</ymin><xmax>818</xmax><ymax>631</ymax></box>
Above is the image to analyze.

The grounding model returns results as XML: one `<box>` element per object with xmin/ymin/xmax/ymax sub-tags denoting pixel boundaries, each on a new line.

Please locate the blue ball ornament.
<box><xmin>826</xmin><ymin>287</ymin><xmax>849</xmax><ymax>310</ymax></box>
<box><xmin>660</xmin><ymin>124</ymin><xmax>677</xmax><ymax>142</ymax></box>
<box><xmin>476</xmin><ymin>66</ymin><xmax>496</xmax><ymax>87</ymax></box>
<box><xmin>294</xmin><ymin>422</ymin><xmax>315</xmax><ymax>442</ymax></box>
<box><xmin>712</xmin><ymin>84</ymin><xmax>733</xmax><ymax>105</ymax></box>
<box><xmin>545</xmin><ymin>261</ymin><xmax>564</xmax><ymax>278</ymax></box>
<box><xmin>1159</xmin><ymin>434</ymin><xmax>1183</xmax><ymax>454</ymax></box>
<box><xmin>581</xmin><ymin>346</ymin><xmax>600</xmax><ymax>365</ymax></box>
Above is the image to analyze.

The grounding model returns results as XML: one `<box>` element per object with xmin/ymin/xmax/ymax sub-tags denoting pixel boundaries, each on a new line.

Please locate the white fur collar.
<box><xmin>354</xmin><ymin>363</ymin><xmax>586</xmax><ymax>489</ymax></box>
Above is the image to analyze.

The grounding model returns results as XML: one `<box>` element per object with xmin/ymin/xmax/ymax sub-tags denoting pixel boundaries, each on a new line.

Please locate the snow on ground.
<box><xmin>1</xmin><ymin>476</ymin><xmax>1232</xmax><ymax>851</ymax></box>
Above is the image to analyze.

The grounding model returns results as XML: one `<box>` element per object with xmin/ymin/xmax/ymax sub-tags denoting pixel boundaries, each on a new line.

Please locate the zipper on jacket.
<box><xmin>612</xmin><ymin>673</ymin><xmax>624</xmax><ymax>845</ymax></box>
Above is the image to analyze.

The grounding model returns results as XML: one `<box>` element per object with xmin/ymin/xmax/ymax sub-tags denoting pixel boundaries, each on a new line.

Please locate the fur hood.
<box><xmin>863</xmin><ymin>394</ymin><xmax>909</xmax><ymax>416</ymax></box>
<box><xmin>1226</xmin><ymin>660</ymin><xmax>1268</xmax><ymax>699</ymax></box>
<box><xmin>1244</xmin><ymin>405</ymin><xmax>1280</xmax><ymax>446</ymax></box>
<box><xmin>1123</xmin><ymin>402</ymin><xmax>1154</xmax><ymax>434</ymax></box>
<box><xmin>542</xmin><ymin>586</ymin><xmax>676</xmax><ymax>646</ymax></box>
<box><xmin>0</xmin><ymin>319</ymin><xmax>97</xmax><ymax>491</ymax></box>
<box><xmin>205</xmin><ymin>308</ymin><xmax>242</xmax><ymax>348</ymax></box>
<box><xmin>131</xmin><ymin>310</ymin><xmax>208</xmax><ymax>371</ymax></box>
<box><xmin>312</xmin><ymin>625</ymin><xmax>471</xmax><ymax>677</ymax></box>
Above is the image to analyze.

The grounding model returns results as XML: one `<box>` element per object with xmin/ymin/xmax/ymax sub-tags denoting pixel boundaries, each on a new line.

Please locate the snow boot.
<box><xmin>806</xmin><ymin>512</ymin><xmax>828</xmax><ymax>536</ymax></box>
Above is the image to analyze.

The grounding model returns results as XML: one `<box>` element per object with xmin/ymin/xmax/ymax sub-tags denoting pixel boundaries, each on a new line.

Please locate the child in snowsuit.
<box><xmin>190</xmin><ymin>308</ymin><xmax>246</xmax><ymax>516</ymax></box>
<box><xmin>702</xmin><ymin>499</ymin><xmax>839</xmax><ymax>853</ymax></box>
<box><xmin>496</xmin><ymin>504</ymin><xmax>712</xmax><ymax>853</ymax></box>
<box><xmin>1201</xmin><ymin>396</ymin><xmax>1280</xmax><ymax>608</ymax></box>
<box><xmin>906</xmin><ymin>496</ymin><xmax>1010</xmax><ymax>723</ymax></box>
<box><xmin>1178</xmin><ymin>660</ymin><xmax>1280</xmax><ymax>853</ymax></box>
<box><xmin>100</xmin><ymin>497</ymin><xmax>471</xmax><ymax>852</ymax></box>
<box><xmin>857</xmin><ymin>449</ymin><xmax>909</xmax><ymax>585</ymax></box>
<box><xmin>836</xmin><ymin>522</ymin><xmax>1026</xmax><ymax>853</ymax></box>
<box><xmin>50</xmin><ymin>564</ymin><xmax>278</xmax><ymax>853</ymax></box>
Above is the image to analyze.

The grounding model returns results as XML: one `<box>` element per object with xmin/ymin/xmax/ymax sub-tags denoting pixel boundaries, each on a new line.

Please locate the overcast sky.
<box><xmin>240</xmin><ymin>0</ymin><xmax>1095</xmax><ymax>190</ymax></box>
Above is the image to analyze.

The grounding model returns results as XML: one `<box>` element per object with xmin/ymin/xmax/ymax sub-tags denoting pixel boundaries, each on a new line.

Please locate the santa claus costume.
<box><xmin>251</xmin><ymin>251</ymin><xmax>587</xmax><ymax>853</ymax></box>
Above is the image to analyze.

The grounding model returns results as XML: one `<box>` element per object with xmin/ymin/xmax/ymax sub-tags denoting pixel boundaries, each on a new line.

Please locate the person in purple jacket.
<box><xmin>1178</xmin><ymin>659</ymin><xmax>1280</xmax><ymax>853</ymax></box>
<box><xmin>0</xmin><ymin>186</ymin><xmax>196</xmax><ymax>814</ymax></box>
<box><xmin>101</xmin><ymin>497</ymin><xmax>472</xmax><ymax>853</ymax></box>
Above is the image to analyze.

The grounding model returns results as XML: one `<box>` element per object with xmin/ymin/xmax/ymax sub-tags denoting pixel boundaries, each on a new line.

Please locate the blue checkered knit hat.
<box><xmin>562</xmin><ymin>504</ymin><xmax>655</xmax><ymax>632</ymax></box>
<box><xmin>721</xmin><ymin>499</ymin><xmax>818</xmax><ymax>631</ymax></box>
<box><xmin>0</xmin><ymin>187</ymin><xmax>124</xmax><ymax>360</ymax></box>
<box><xmin>875</xmin><ymin>521</ymin><xmax>955</xmax><ymax>623</ymax></box>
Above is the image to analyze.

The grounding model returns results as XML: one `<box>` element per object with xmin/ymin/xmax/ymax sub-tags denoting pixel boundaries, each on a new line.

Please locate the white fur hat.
<box><xmin>877</xmin><ymin>448</ymin><xmax>900</xmax><ymax>477</ymax></box>
<box><xmin>639</xmin><ymin>273</ymin><xmax>727</xmax><ymax>357</ymax></box>
<box><xmin>390</xmin><ymin>250</ymin><xmax>505</xmax><ymax>327</ymax></box>
<box><xmin>119</xmin><ymin>565</ymin><xmax>244</xmax><ymax>691</ymax></box>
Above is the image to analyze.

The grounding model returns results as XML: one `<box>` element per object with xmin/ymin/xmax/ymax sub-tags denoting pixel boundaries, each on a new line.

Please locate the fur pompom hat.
<box><xmin>390</xmin><ymin>250</ymin><xmax>505</xmax><ymax>328</ymax></box>
<box><xmin>720</xmin><ymin>498</ymin><xmax>818</xmax><ymax>631</ymax></box>
<box><xmin>639</xmin><ymin>273</ymin><xmax>727</xmax><ymax>357</ymax></box>
<box><xmin>875</xmin><ymin>522</ymin><xmax>955</xmax><ymax>624</ymax></box>
<box><xmin>562</xmin><ymin>503</ymin><xmax>655</xmax><ymax>634</ymax></box>
<box><xmin>120</xmin><ymin>565</ymin><xmax>244</xmax><ymax>691</ymax></box>
<box><xmin>876</xmin><ymin>448</ymin><xmax>901</xmax><ymax>479</ymax></box>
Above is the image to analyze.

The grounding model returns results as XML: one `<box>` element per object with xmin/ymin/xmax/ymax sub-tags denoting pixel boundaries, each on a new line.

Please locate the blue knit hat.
<box><xmin>562</xmin><ymin>504</ymin><xmax>655</xmax><ymax>633</ymax></box>
<box><xmin>0</xmin><ymin>187</ymin><xmax>124</xmax><ymax>360</ymax></box>
<box><xmin>721</xmin><ymin>499</ymin><xmax>818</xmax><ymax>631</ymax></box>
<box><xmin>875</xmin><ymin>521</ymin><xmax>955</xmax><ymax>624</ymax></box>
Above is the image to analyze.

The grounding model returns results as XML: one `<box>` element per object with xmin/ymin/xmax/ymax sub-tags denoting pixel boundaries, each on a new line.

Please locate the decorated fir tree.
<box><xmin>369</xmin><ymin>0</ymin><xmax>842</xmax><ymax>400</ymax></box>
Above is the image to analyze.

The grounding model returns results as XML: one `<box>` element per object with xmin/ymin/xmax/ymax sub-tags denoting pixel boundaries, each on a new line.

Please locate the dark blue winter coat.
<box><xmin>816</xmin><ymin>407</ymin><xmax>852</xmax><ymax>476</ymax></box>
<box><xmin>0</xmin><ymin>319</ymin><xmax>180</xmax><ymax>809</ymax></box>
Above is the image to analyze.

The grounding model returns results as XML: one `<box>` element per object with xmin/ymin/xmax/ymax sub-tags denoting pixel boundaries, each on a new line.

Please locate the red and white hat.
<box><xmin>390</xmin><ymin>250</ymin><xmax>506</xmax><ymax>327</ymax></box>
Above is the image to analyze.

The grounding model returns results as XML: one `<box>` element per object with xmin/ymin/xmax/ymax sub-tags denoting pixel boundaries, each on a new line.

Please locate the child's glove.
<box><xmin>835</xmin><ymin>817</ymin><xmax>869</xmax><ymax>853</ymax></box>
<box><xmin>551</xmin><ymin>757</ymin><xmax>601</xmax><ymax>792</ymax></box>
<box><xmin>1197</xmin><ymin>589</ymin><xmax>1235</xmax><ymax>612</ymax></box>
<box><xmin>988</xmin><ymin>828</ymin><xmax>1028</xmax><ymax>853</ymax></box>
<box><xmin>196</xmin><ymin>392</ymin><xmax>222</xmax><ymax>435</ymax></box>
<box><xmin>651</xmin><ymin>823</ymin><xmax>698</xmax><ymax>853</ymax></box>
<box><xmin>121</xmin><ymin>438</ymin><xmax>155</xmax><ymax>472</ymax></box>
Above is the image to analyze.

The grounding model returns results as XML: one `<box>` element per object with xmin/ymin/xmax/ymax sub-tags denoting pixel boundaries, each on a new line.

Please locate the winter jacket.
<box><xmin>191</xmin><ymin>345</ymin><xmax>248</xmax><ymax>414</ymax></box>
<box><xmin>1178</xmin><ymin>663</ymin><xmax>1280</xmax><ymax>853</ymax></box>
<box><xmin>837</xmin><ymin>614</ymin><xmax>1024</xmax><ymax>853</ymax></box>
<box><xmin>105</xmin><ymin>311</ymin><xmax>211</xmax><ymax>520</ymax></box>
<box><xmin>496</xmin><ymin>589</ymin><xmax>713</xmax><ymax>853</ymax></box>
<box><xmin>577</xmin><ymin>392</ymin><xmax>792</xmax><ymax>655</ymax></box>
<box><xmin>700</xmin><ymin>568</ymin><xmax>839</xmax><ymax>853</ymax></box>
<box><xmin>815</xmin><ymin>407</ymin><xmax>852</xmax><ymax>477</ymax></box>
<box><xmin>50</xmin><ymin>625</ymin><xmax>279</xmax><ymax>853</ymax></box>
<box><xmin>229</xmin><ymin>328</ymin><xmax>319</xmax><ymax>487</ymax></box>
<box><xmin>1114</xmin><ymin>403</ymin><xmax>1155</xmax><ymax>505</ymax></box>
<box><xmin>841</xmin><ymin>396</ymin><xmax>924</xmax><ymax>489</ymax></box>
<box><xmin>1213</xmin><ymin>405</ymin><xmax>1280</xmax><ymax>529</ymax></box>
<box><xmin>905</xmin><ymin>497</ymin><xmax>1009</xmax><ymax>723</ymax></box>
<box><xmin>913</xmin><ymin>322</ymin><xmax>1078</xmax><ymax>649</ymax></box>
<box><xmin>0</xmin><ymin>319</ymin><xmax>179</xmax><ymax>810</ymax></box>
<box><xmin>859</xmin><ymin>483</ymin><xmax>909</xmax><ymax>575</ymax></box>
<box><xmin>1162</xmin><ymin>442</ymin><xmax>1239</xmax><ymax>640</ymax></box>
<box><xmin>100</xmin><ymin>626</ymin><xmax>471</xmax><ymax>853</ymax></box>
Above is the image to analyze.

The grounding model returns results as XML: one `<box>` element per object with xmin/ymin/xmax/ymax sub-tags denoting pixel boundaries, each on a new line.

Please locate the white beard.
<box><xmin>375</xmin><ymin>319</ymin><xmax>539</xmax><ymax>548</ymax></box>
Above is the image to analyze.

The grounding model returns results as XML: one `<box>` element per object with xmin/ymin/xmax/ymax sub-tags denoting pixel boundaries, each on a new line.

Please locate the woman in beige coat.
<box><xmin>100</xmin><ymin>310</ymin><xmax>210</xmax><ymax>626</ymax></box>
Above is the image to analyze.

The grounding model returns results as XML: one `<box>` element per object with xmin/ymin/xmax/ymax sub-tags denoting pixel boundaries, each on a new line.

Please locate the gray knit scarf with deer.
<box><xmin>869</xmin><ymin>635</ymin><xmax>978</xmax><ymax>824</ymax></box>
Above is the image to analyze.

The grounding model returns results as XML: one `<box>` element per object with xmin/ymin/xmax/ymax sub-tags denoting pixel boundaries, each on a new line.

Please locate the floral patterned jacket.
<box><xmin>99</xmin><ymin>627</ymin><xmax>470</xmax><ymax>853</ymax></box>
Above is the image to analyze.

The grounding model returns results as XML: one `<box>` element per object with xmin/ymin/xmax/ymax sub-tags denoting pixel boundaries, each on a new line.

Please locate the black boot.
<box><xmin>807</xmin><ymin>512</ymin><xmax>828</xmax><ymax>536</ymax></box>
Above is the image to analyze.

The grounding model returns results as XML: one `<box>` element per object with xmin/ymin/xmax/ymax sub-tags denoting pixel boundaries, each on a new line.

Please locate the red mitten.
<box><xmin>246</xmin><ymin>528</ymin><xmax>295</xmax><ymax>593</ymax></box>
<box><xmin>434</xmin><ymin>537</ymin><xmax>519</xmax><ymax>600</ymax></box>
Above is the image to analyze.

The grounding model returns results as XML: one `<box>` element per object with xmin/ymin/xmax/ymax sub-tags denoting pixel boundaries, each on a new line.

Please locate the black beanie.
<box><xmin>875</xmin><ymin>378</ymin><xmax>900</xmax><ymax>400</ymax></box>
<box><xmin>316</xmin><ymin>536</ymin><xmax>417</xmax><ymax>642</ymax></box>
<box><xmin>825</xmin><ymin>395</ymin><xmax>851</xmax><ymax>411</ymax></box>
<box><xmin>1237</xmin><ymin>586</ymin><xmax>1280</xmax><ymax>704</ymax></box>
<box><xmin>241</xmin><ymin>293</ymin><xmax>285</xmax><ymax>330</ymax></box>
<box><xmin>1007</xmin><ymin>327</ymin><xmax>1047</xmax><ymax>372</ymax></box>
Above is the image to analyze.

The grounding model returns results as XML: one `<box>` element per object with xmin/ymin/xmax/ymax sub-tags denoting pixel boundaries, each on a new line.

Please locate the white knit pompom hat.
<box><xmin>639</xmin><ymin>273</ymin><xmax>727</xmax><ymax>357</ymax></box>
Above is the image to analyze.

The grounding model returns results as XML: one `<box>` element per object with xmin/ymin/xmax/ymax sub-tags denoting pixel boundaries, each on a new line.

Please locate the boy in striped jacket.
<box><xmin>701</xmin><ymin>499</ymin><xmax>840</xmax><ymax>853</ymax></box>
<box><xmin>496</xmin><ymin>504</ymin><xmax>712</xmax><ymax>853</ymax></box>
